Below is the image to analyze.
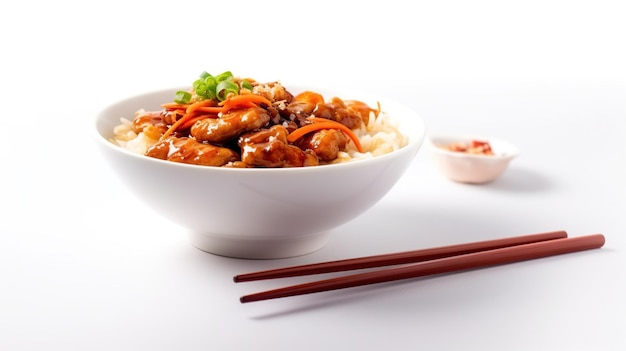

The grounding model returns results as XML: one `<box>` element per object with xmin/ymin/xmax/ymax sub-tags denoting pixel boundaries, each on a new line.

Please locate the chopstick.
<box><xmin>234</xmin><ymin>230</ymin><xmax>568</xmax><ymax>282</ymax></box>
<box><xmin>236</xmin><ymin>232</ymin><xmax>605</xmax><ymax>303</ymax></box>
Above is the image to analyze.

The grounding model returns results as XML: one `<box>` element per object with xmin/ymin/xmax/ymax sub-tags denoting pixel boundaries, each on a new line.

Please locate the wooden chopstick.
<box><xmin>237</xmin><ymin>233</ymin><xmax>605</xmax><ymax>303</ymax></box>
<box><xmin>234</xmin><ymin>230</ymin><xmax>568</xmax><ymax>282</ymax></box>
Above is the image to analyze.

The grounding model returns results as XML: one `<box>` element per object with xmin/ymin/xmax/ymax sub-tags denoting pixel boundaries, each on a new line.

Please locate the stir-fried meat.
<box><xmin>344</xmin><ymin>100</ymin><xmax>376</xmax><ymax>126</ymax></box>
<box><xmin>281</xmin><ymin>91</ymin><xmax>323</xmax><ymax>122</ymax></box>
<box><xmin>190</xmin><ymin>106</ymin><xmax>271</xmax><ymax>144</ymax></box>
<box><xmin>251</xmin><ymin>82</ymin><xmax>294</xmax><ymax>104</ymax></box>
<box><xmin>145</xmin><ymin>137</ymin><xmax>238</xmax><ymax>167</ymax></box>
<box><xmin>238</xmin><ymin>125</ymin><xmax>319</xmax><ymax>167</ymax></box>
<box><xmin>282</xmin><ymin>93</ymin><xmax>367</xmax><ymax>130</ymax></box>
<box><xmin>125</xmin><ymin>79</ymin><xmax>380</xmax><ymax>168</ymax></box>
<box><xmin>132</xmin><ymin>110</ymin><xmax>168</xmax><ymax>139</ymax></box>
<box><xmin>313</xmin><ymin>97</ymin><xmax>364</xmax><ymax>129</ymax></box>
<box><xmin>283</xmin><ymin>101</ymin><xmax>315</xmax><ymax>119</ymax></box>
<box><xmin>294</xmin><ymin>129</ymin><xmax>347</xmax><ymax>161</ymax></box>
<box><xmin>294</xmin><ymin>91</ymin><xmax>325</xmax><ymax>106</ymax></box>
<box><xmin>277</xmin><ymin>102</ymin><xmax>314</xmax><ymax>131</ymax></box>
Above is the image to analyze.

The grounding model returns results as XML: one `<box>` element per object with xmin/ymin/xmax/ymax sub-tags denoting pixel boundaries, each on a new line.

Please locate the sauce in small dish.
<box><xmin>429</xmin><ymin>135</ymin><xmax>519</xmax><ymax>184</ymax></box>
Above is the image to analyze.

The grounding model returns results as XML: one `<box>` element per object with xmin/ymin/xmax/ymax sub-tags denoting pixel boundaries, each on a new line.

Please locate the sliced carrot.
<box><xmin>196</xmin><ymin>106</ymin><xmax>224</xmax><ymax>114</ymax></box>
<box><xmin>185</xmin><ymin>100</ymin><xmax>215</xmax><ymax>114</ymax></box>
<box><xmin>160</xmin><ymin>113</ymin><xmax>196</xmax><ymax>141</ymax></box>
<box><xmin>179</xmin><ymin>114</ymin><xmax>217</xmax><ymax>130</ymax></box>
<box><xmin>226</xmin><ymin>101</ymin><xmax>257</xmax><ymax>111</ymax></box>
<box><xmin>287</xmin><ymin>118</ymin><xmax>363</xmax><ymax>153</ymax></box>
<box><xmin>162</xmin><ymin>102</ymin><xmax>189</xmax><ymax>110</ymax></box>
<box><xmin>220</xmin><ymin>94</ymin><xmax>272</xmax><ymax>112</ymax></box>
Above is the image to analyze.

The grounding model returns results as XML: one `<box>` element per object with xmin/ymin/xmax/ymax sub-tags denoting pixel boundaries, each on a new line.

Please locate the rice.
<box><xmin>111</xmin><ymin>103</ymin><xmax>408</xmax><ymax>166</ymax></box>
<box><xmin>329</xmin><ymin>110</ymin><xmax>408</xmax><ymax>164</ymax></box>
<box><xmin>110</xmin><ymin>110</ymin><xmax>159</xmax><ymax>155</ymax></box>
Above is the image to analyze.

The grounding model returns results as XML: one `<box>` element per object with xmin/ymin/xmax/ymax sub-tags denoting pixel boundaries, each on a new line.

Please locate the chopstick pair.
<box><xmin>234</xmin><ymin>230</ymin><xmax>605</xmax><ymax>303</ymax></box>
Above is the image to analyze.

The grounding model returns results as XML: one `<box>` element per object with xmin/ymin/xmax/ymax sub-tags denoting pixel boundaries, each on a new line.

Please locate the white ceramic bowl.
<box><xmin>95</xmin><ymin>86</ymin><xmax>426</xmax><ymax>259</ymax></box>
<box><xmin>429</xmin><ymin>135</ymin><xmax>519</xmax><ymax>184</ymax></box>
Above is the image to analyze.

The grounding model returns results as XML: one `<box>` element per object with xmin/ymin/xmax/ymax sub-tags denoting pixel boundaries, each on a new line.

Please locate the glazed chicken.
<box><xmin>124</xmin><ymin>73</ymin><xmax>378</xmax><ymax>168</ymax></box>
<box><xmin>293</xmin><ymin>129</ymin><xmax>347</xmax><ymax>162</ymax></box>
<box><xmin>191</xmin><ymin>106</ymin><xmax>271</xmax><ymax>144</ymax></box>
<box><xmin>132</xmin><ymin>110</ymin><xmax>168</xmax><ymax>139</ymax></box>
<box><xmin>145</xmin><ymin>137</ymin><xmax>239</xmax><ymax>167</ymax></box>
<box><xmin>281</xmin><ymin>92</ymin><xmax>374</xmax><ymax>130</ymax></box>
<box><xmin>238</xmin><ymin>125</ymin><xmax>319</xmax><ymax>167</ymax></box>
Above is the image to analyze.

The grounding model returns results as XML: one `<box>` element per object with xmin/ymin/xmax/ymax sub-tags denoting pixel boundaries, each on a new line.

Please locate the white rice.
<box><xmin>110</xmin><ymin>109</ymin><xmax>159</xmax><ymax>155</ymax></box>
<box><xmin>329</xmin><ymin>110</ymin><xmax>407</xmax><ymax>164</ymax></box>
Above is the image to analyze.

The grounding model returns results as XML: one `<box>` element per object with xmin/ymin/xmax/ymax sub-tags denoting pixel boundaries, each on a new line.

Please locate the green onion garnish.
<box><xmin>215</xmin><ymin>71</ymin><xmax>234</xmax><ymax>82</ymax></box>
<box><xmin>174</xmin><ymin>91</ymin><xmax>192</xmax><ymax>104</ymax></box>
<box><xmin>193</xmin><ymin>76</ymin><xmax>217</xmax><ymax>100</ymax></box>
<box><xmin>175</xmin><ymin>71</ymin><xmax>245</xmax><ymax>103</ymax></box>
<box><xmin>216</xmin><ymin>80</ymin><xmax>239</xmax><ymax>101</ymax></box>
<box><xmin>241</xmin><ymin>79</ymin><xmax>253</xmax><ymax>90</ymax></box>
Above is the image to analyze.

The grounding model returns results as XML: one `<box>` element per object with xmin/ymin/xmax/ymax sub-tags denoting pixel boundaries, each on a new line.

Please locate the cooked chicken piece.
<box><xmin>238</xmin><ymin>125</ymin><xmax>319</xmax><ymax>167</ymax></box>
<box><xmin>282</xmin><ymin>94</ymin><xmax>367</xmax><ymax>130</ymax></box>
<box><xmin>344</xmin><ymin>99</ymin><xmax>376</xmax><ymax>126</ymax></box>
<box><xmin>145</xmin><ymin>137</ymin><xmax>238</xmax><ymax>167</ymax></box>
<box><xmin>282</xmin><ymin>91</ymin><xmax>324</xmax><ymax>121</ymax></box>
<box><xmin>190</xmin><ymin>106</ymin><xmax>270</xmax><ymax>144</ymax></box>
<box><xmin>312</xmin><ymin>97</ymin><xmax>363</xmax><ymax>130</ymax></box>
<box><xmin>294</xmin><ymin>129</ymin><xmax>347</xmax><ymax>161</ymax></box>
<box><xmin>132</xmin><ymin>110</ymin><xmax>168</xmax><ymax>139</ymax></box>
<box><xmin>252</xmin><ymin>82</ymin><xmax>294</xmax><ymax>104</ymax></box>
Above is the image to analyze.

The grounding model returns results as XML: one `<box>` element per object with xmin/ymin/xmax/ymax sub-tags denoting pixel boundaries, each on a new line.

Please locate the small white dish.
<box><xmin>428</xmin><ymin>134</ymin><xmax>520</xmax><ymax>184</ymax></box>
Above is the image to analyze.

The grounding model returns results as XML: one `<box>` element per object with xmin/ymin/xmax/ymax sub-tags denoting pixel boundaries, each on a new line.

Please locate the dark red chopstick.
<box><xmin>237</xmin><ymin>233</ymin><xmax>605</xmax><ymax>303</ymax></box>
<box><xmin>234</xmin><ymin>230</ymin><xmax>568</xmax><ymax>282</ymax></box>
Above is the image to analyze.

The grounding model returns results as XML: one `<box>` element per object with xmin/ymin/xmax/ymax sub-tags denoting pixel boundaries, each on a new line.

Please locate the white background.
<box><xmin>1</xmin><ymin>1</ymin><xmax>624</xmax><ymax>350</ymax></box>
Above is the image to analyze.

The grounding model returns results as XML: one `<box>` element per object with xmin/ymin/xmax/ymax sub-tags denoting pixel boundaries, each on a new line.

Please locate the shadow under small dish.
<box><xmin>429</xmin><ymin>135</ymin><xmax>520</xmax><ymax>184</ymax></box>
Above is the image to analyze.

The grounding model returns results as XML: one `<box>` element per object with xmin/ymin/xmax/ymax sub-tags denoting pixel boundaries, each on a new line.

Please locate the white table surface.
<box><xmin>1</xmin><ymin>1</ymin><xmax>624</xmax><ymax>350</ymax></box>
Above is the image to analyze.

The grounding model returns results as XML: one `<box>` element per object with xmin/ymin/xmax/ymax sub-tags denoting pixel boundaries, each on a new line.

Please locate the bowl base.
<box><xmin>189</xmin><ymin>231</ymin><xmax>330</xmax><ymax>259</ymax></box>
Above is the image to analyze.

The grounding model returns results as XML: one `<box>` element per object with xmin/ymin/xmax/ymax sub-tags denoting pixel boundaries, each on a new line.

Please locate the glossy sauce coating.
<box><xmin>131</xmin><ymin>81</ymin><xmax>376</xmax><ymax>168</ymax></box>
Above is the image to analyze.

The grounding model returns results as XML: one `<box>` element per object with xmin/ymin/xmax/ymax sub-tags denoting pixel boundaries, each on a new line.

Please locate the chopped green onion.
<box><xmin>174</xmin><ymin>91</ymin><xmax>192</xmax><ymax>104</ymax></box>
<box><xmin>193</xmin><ymin>76</ymin><xmax>217</xmax><ymax>100</ymax></box>
<box><xmin>175</xmin><ymin>70</ymin><xmax>244</xmax><ymax>103</ymax></box>
<box><xmin>216</xmin><ymin>80</ymin><xmax>239</xmax><ymax>101</ymax></box>
<box><xmin>215</xmin><ymin>71</ymin><xmax>234</xmax><ymax>82</ymax></box>
<box><xmin>199</xmin><ymin>71</ymin><xmax>212</xmax><ymax>79</ymax></box>
<box><xmin>241</xmin><ymin>79</ymin><xmax>253</xmax><ymax>90</ymax></box>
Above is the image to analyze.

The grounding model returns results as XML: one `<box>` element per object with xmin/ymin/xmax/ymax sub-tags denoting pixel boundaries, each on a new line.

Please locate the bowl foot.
<box><xmin>188</xmin><ymin>231</ymin><xmax>330</xmax><ymax>259</ymax></box>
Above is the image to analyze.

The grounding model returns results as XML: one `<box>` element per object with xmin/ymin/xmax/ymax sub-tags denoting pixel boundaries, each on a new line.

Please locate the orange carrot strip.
<box><xmin>162</xmin><ymin>102</ymin><xmax>189</xmax><ymax>110</ymax></box>
<box><xmin>287</xmin><ymin>118</ymin><xmax>363</xmax><ymax>153</ymax></box>
<box><xmin>196</xmin><ymin>106</ymin><xmax>224</xmax><ymax>114</ymax></box>
<box><xmin>185</xmin><ymin>100</ymin><xmax>216</xmax><ymax>114</ymax></box>
<box><xmin>220</xmin><ymin>94</ymin><xmax>272</xmax><ymax>111</ymax></box>
<box><xmin>160</xmin><ymin>113</ymin><xmax>195</xmax><ymax>141</ymax></box>
<box><xmin>179</xmin><ymin>115</ymin><xmax>215</xmax><ymax>130</ymax></box>
<box><xmin>223</xmin><ymin>102</ymin><xmax>257</xmax><ymax>112</ymax></box>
